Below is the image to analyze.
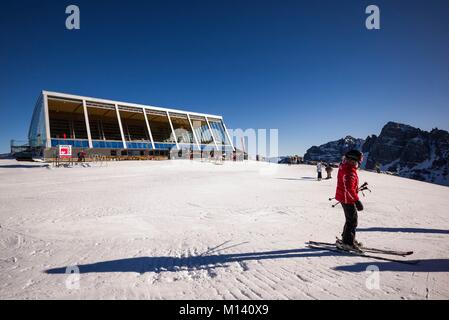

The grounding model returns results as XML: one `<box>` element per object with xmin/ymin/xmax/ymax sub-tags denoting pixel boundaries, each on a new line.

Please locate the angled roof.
<box><xmin>42</xmin><ymin>90</ymin><xmax>223</xmax><ymax>120</ymax></box>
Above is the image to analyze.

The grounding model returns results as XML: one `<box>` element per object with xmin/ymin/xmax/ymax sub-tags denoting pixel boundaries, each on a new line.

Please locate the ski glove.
<box><xmin>355</xmin><ymin>200</ymin><xmax>364</xmax><ymax>211</ymax></box>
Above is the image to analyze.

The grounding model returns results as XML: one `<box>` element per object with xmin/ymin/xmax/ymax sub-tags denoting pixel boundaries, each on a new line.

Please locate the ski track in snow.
<box><xmin>1</xmin><ymin>159</ymin><xmax>449</xmax><ymax>299</ymax></box>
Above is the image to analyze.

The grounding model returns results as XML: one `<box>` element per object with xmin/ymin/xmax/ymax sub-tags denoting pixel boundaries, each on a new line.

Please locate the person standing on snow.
<box><xmin>375</xmin><ymin>162</ymin><xmax>381</xmax><ymax>174</ymax></box>
<box><xmin>325</xmin><ymin>163</ymin><xmax>333</xmax><ymax>179</ymax></box>
<box><xmin>335</xmin><ymin>150</ymin><xmax>364</xmax><ymax>250</ymax></box>
<box><xmin>317</xmin><ymin>161</ymin><xmax>323</xmax><ymax>181</ymax></box>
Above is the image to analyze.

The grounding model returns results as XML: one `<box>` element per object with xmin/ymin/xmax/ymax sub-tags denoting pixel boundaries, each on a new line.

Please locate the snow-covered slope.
<box><xmin>1</xmin><ymin>159</ymin><xmax>449</xmax><ymax>299</ymax></box>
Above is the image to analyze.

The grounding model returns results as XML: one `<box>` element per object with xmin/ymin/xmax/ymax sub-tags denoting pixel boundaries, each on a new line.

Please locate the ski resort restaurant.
<box><xmin>26</xmin><ymin>91</ymin><xmax>236</xmax><ymax>160</ymax></box>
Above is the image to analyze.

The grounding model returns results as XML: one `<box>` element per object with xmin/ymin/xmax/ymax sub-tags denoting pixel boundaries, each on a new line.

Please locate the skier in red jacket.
<box><xmin>335</xmin><ymin>150</ymin><xmax>364</xmax><ymax>250</ymax></box>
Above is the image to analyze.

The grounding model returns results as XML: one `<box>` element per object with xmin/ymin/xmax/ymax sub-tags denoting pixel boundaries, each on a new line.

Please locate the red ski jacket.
<box><xmin>335</xmin><ymin>161</ymin><xmax>359</xmax><ymax>204</ymax></box>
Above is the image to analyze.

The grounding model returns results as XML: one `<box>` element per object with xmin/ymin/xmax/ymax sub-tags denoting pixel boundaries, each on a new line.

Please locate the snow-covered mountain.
<box><xmin>303</xmin><ymin>136</ymin><xmax>365</xmax><ymax>163</ymax></box>
<box><xmin>303</xmin><ymin>122</ymin><xmax>449</xmax><ymax>187</ymax></box>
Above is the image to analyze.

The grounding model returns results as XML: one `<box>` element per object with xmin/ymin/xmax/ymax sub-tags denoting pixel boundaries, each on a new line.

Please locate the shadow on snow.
<box><xmin>44</xmin><ymin>245</ymin><xmax>449</xmax><ymax>275</ymax></box>
<box><xmin>276</xmin><ymin>177</ymin><xmax>317</xmax><ymax>181</ymax></box>
<box><xmin>358</xmin><ymin>227</ymin><xmax>449</xmax><ymax>235</ymax></box>
<box><xmin>45</xmin><ymin>247</ymin><xmax>338</xmax><ymax>275</ymax></box>
<box><xmin>0</xmin><ymin>164</ymin><xmax>48</xmax><ymax>169</ymax></box>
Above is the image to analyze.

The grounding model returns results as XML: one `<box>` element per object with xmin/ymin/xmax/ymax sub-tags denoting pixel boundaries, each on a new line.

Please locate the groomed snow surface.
<box><xmin>1</xmin><ymin>159</ymin><xmax>449</xmax><ymax>300</ymax></box>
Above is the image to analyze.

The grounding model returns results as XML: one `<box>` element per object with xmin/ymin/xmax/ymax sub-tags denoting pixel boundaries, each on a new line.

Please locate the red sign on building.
<box><xmin>59</xmin><ymin>145</ymin><xmax>72</xmax><ymax>159</ymax></box>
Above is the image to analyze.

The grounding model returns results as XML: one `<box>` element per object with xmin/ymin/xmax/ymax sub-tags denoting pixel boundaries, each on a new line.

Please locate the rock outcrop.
<box><xmin>304</xmin><ymin>136</ymin><xmax>364</xmax><ymax>163</ymax></box>
<box><xmin>364</xmin><ymin>122</ymin><xmax>449</xmax><ymax>186</ymax></box>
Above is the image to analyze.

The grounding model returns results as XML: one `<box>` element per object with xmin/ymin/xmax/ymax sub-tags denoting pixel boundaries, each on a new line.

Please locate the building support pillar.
<box><xmin>83</xmin><ymin>100</ymin><xmax>93</xmax><ymax>148</ymax></box>
<box><xmin>167</xmin><ymin>111</ymin><xmax>179</xmax><ymax>150</ymax></box>
<box><xmin>115</xmin><ymin>104</ymin><xmax>127</xmax><ymax>149</ymax></box>
<box><xmin>142</xmin><ymin>108</ymin><xmax>155</xmax><ymax>149</ymax></box>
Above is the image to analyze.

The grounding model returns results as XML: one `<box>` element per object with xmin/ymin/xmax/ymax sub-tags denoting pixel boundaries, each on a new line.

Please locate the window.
<box><xmin>86</xmin><ymin>105</ymin><xmax>122</xmax><ymax>141</ymax></box>
<box><xmin>169</xmin><ymin>113</ymin><xmax>195</xmax><ymax>144</ymax></box>
<box><xmin>146</xmin><ymin>111</ymin><xmax>175</xmax><ymax>143</ymax></box>
<box><xmin>48</xmin><ymin>97</ymin><xmax>88</xmax><ymax>140</ymax></box>
<box><xmin>208</xmin><ymin>118</ymin><xmax>231</xmax><ymax>145</ymax></box>
<box><xmin>190</xmin><ymin>116</ymin><xmax>214</xmax><ymax>145</ymax></box>
<box><xmin>119</xmin><ymin>109</ymin><xmax>150</xmax><ymax>142</ymax></box>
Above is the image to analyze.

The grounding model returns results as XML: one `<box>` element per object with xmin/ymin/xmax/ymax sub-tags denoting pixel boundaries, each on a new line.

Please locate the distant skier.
<box><xmin>335</xmin><ymin>150</ymin><xmax>364</xmax><ymax>250</ymax></box>
<box><xmin>375</xmin><ymin>162</ymin><xmax>381</xmax><ymax>174</ymax></box>
<box><xmin>317</xmin><ymin>161</ymin><xmax>323</xmax><ymax>181</ymax></box>
<box><xmin>325</xmin><ymin>163</ymin><xmax>333</xmax><ymax>179</ymax></box>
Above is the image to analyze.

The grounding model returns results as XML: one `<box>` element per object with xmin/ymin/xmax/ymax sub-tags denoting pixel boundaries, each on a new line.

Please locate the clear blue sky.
<box><xmin>1</xmin><ymin>0</ymin><xmax>448</xmax><ymax>155</ymax></box>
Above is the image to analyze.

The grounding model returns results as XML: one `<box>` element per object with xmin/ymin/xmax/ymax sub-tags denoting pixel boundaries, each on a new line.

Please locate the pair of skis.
<box><xmin>307</xmin><ymin>240</ymin><xmax>418</xmax><ymax>265</ymax></box>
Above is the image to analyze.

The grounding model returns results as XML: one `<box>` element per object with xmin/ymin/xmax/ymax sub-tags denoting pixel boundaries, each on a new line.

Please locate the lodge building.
<box><xmin>27</xmin><ymin>91</ymin><xmax>236</xmax><ymax>159</ymax></box>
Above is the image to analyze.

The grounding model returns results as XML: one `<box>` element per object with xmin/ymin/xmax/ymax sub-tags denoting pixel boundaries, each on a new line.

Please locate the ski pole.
<box><xmin>331</xmin><ymin>201</ymin><xmax>341</xmax><ymax>208</ymax></box>
<box><xmin>359</xmin><ymin>185</ymin><xmax>371</xmax><ymax>197</ymax></box>
<box><xmin>330</xmin><ymin>182</ymin><xmax>370</xmax><ymax>207</ymax></box>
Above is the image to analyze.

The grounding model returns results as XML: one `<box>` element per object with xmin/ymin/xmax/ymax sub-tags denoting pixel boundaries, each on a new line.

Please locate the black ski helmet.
<box><xmin>345</xmin><ymin>150</ymin><xmax>363</xmax><ymax>163</ymax></box>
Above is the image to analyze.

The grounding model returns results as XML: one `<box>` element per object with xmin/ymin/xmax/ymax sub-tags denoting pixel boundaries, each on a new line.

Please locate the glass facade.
<box><xmin>146</xmin><ymin>112</ymin><xmax>176</xmax><ymax>144</ymax></box>
<box><xmin>208</xmin><ymin>118</ymin><xmax>231</xmax><ymax>146</ymax></box>
<box><xmin>28</xmin><ymin>95</ymin><xmax>47</xmax><ymax>147</ymax></box>
<box><xmin>51</xmin><ymin>139</ymin><xmax>89</xmax><ymax>148</ymax></box>
<box><xmin>48</xmin><ymin>97</ymin><xmax>88</xmax><ymax>140</ymax></box>
<box><xmin>87</xmin><ymin>108</ymin><xmax>122</xmax><ymax>141</ymax></box>
<box><xmin>190</xmin><ymin>116</ymin><xmax>215</xmax><ymax>145</ymax></box>
<box><xmin>119</xmin><ymin>109</ymin><xmax>151</xmax><ymax>143</ymax></box>
<box><xmin>154</xmin><ymin>143</ymin><xmax>177</xmax><ymax>150</ymax></box>
<box><xmin>92</xmin><ymin>140</ymin><xmax>125</xmax><ymax>149</ymax></box>
<box><xmin>169</xmin><ymin>113</ymin><xmax>195</xmax><ymax>144</ymax></box>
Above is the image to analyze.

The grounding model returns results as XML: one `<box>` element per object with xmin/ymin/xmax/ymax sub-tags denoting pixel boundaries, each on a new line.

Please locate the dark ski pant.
<box><xmin>341</xmin><ymin>203</ymin><xmax>358</xmax><ymax>245</ymax></box>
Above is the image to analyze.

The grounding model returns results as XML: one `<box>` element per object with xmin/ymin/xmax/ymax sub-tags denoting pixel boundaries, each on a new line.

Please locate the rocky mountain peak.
<box><xmin>304</xmin><ymin>136</ymin><xmax>364</xmax><ymax>163</ymax></box>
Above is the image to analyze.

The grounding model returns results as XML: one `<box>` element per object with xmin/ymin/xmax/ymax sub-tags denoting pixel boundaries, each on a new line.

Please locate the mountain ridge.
<box><xmin>303</xmin><ymin>122</ymin><xmax>449</xmax><ymax>186</ymax></box>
